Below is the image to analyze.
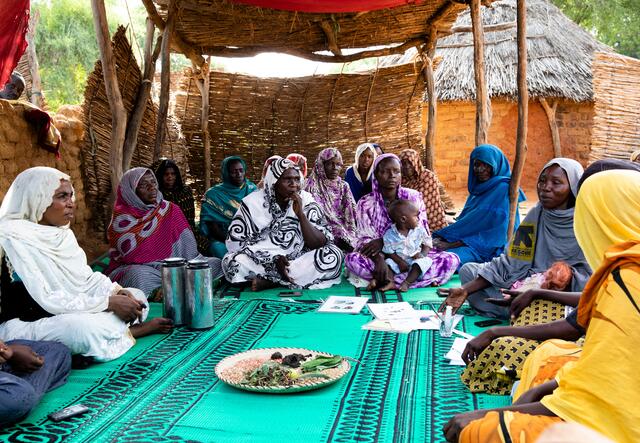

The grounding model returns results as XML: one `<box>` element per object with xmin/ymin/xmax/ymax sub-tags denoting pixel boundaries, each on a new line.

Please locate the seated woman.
<box><xmin>345</xmin><ymin>154</ymin><xmax>459</xmax><ymax>289</ymax></box>
<box><xmin>154</xmin><ymin>159</ymin><xmax>209</xmax><ymax>254</ymax></box>
<box><xmin>344</xmin><ymin>143</ymin><xmax>377</xmax><ymax>203</ymax></box>
<box><xmin>106</xmin><ymin>167</ymin><xmax>222</xmax><ymax>297</ymax></box>
<box><xmin>440</xmin><ymin>158</ymin><xmax>591</xmax><ymax>319</ymax></box>
<box><xmin>399</xmin><ymin>148</ymin><xmax>448</xmax><ymax>231</ymax></box>
<box><xmin>0</xmin><ymin>339</ymin><xmax>70</xmax><ymax>426</ymax></box>
<box><xmin>433</xmin><ymin>144</ymin><xmax>525</xmax><ymax>267</ymax></box>
<box><xmin>199</xmin><ymin>156</ymin><xmax>257</xmax><ymax>258</ymax></box>
<box><xmin>443</xmin><ymin>170</ymin><xmax>640</xmax><ymax>443</ymax></box>
<box><xmin>222</xmin><ymin>156</ymin><xmax>344</xmax><ymax>291</ymax></box>
<box><xmin>305</xmin><ymin>147</ymin><xmax>358</xmax><ymax>251</ymax></box>
<box><xmin>0</xmin><ymin>167</ymin><xmax>170</xmax><ymax>362</ymax></box>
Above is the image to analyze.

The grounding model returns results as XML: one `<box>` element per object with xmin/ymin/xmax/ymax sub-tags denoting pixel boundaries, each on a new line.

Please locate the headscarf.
<box><xmin>577</xmin><ymin>158</ymin><xmax>640</xmax><ymax>192</ymax></box>
<box><xmin>398</xmin><ymin>148</ymin><xmax>447</xmax><ymax>231</ymax></box>
<box><xmin>629</xmin><ymin>150</ymin><xmax>640</xmax><ymax>162</ymax></box>
<box><xmin>154</xmin><ymin>158</ymin><xmax>185</xmax><ymax>192</ymax></box>
<box><xmin>477</xmin><ymin>157</ymin><xmax>590</xmax><ymax>290</ymax></box>
<box><xmin>574</xmin><ymin>170</ymin><xmax>640</xmax><ymax>272</ymax></box>
<box><xmin>262</xmin><ymin>156</ymin><xmax>303</xmax><ymax>218</ymax></box>
<box><xmin>0</xmin><ymin>167</ymin><xmax>116</xmax><ymax>315</ymax></box>
<box><xmin>305</xmin><ymin>148</ymin><xmax>357</xmax><ymax>246</ymax></box>
<box><xmin>258</xmin><ymin>154</ymin><xmax>280</xmax><ymax>188</ymax></box>
<box><xmin>106</xmin><ymin>168</ymin><xmax>193</xmax><ymax>274</ymax></box>
<box><xmin>200</xmin><ymin>156</ymin><xmax>258</xmax><ymax>235</ymax></box>
<box><xmin>286</xmin><ymin>153</ymin><xmax>308</xmax><ymax>178</ymax></box>
<box><xmin>352</xmin><ymin>143</ymin><xmax>378</xmax><ymax>183</ymax></box>
<box><xmin>434</xmin><ymin>144</ymin><xmax>525</xmax><ymax>258</ymax></box>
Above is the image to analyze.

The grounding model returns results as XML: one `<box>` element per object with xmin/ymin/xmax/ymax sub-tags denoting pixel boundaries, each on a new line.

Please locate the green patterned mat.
<box><xmin>1</xmin><ymin>278</ymin><xmax>510</xmax><ymax>442</ymax></box>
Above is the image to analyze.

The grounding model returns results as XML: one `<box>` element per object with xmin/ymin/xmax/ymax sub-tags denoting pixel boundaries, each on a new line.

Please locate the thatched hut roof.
<box><xmin>152</xmin><ymin>0</ymin><xmax>465</xmax><ymax>62</ymax></box>
<box><xmin>383</xmin><ymin>0</ymin><xmax>610</xmax><ymax>102</ymax></box>
<box><xmin>82</xmin><ymin>26</ymin><xmax>188</xmax><ymax>234</ymax></box>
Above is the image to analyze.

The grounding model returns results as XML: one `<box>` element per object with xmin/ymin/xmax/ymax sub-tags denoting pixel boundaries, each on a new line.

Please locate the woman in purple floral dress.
<box><xmin>305</xmin><ymin>147</ymin><xmax>358</xmax><ymax>252</ymax></box>
<box><xmin>345</xmin><ymin>154</ymin><xmax>459</xmax><ymax>289</ymax></box>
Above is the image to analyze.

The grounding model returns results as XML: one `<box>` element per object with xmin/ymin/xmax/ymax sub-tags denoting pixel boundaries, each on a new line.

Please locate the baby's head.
<box><xmin>541</xmin><ymin>261</ymin><xmax>573</xmax><ymax>291</ymax></box>
<box><xmin>388</xmin><ymin>199</ymin><xmax>420</xmax><ymax>230</ymax></box>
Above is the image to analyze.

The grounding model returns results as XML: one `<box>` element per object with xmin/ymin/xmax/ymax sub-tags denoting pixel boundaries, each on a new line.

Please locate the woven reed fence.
<box><xmin>81</xmin><ymin>26</ymin><xmax>187</xmax><ymax>234</ymax></box>
<box><xmin>175</xmin><ymin>63</ymin><xmax>426</xmax><ymax>194</ymax></box>
<box><xmin>590</xmin><ymin>51</ymin><xmax>640</xmax><ymax>161</ymax></box>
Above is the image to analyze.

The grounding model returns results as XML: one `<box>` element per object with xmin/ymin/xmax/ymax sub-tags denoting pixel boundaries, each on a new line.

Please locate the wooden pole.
<box><xmin>194</xmin><ymin>60</ymin><xmax>211</xmax><ymax>190</ymax></box>
<box><xmin>539</xmin><ymin>97</ymin><xmax>562</xmax><ymax>158</ymax></box>
<box><xmin>26</xmin><ymin>11</ymin><xmax>44</xmax><ymax>108</ymax></box>
<box><xmin>91</xmin><ymin>0</ymin><xmax>127</xmax><ymax>193</ymax></box>
<box><xmin>422</xmin><ymin>28</ymin><xmax>438</xmax><ymax>171</ymax></box>
<box><xmin>154</xmin><ymin>0</ymin><xmax>175</xmax><ymax>162</ymax></box>
<box><xmin>470</xmin><ymin>0</ymin><xmax>490</xmax><ymax>146</ymax></box>
<box><xmin>123</xmin><ymin>18</ymin><xmax>162</xmax><ymax>170</ymax></box>
<box><xmin>508</xmin><ymin>0</ymin><xmax>529</xmax><ymax>238</ymax></box>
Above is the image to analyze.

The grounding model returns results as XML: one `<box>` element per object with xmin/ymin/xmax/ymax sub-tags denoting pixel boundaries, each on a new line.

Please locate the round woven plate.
<box><xmin>215</xmin><ymin>347</ymin><xmax>351</xmax><ymax>394</ymax></box>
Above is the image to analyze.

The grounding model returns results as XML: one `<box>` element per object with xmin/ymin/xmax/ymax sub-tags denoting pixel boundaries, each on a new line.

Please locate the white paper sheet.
<box><xmin>317</xmin><ymin>296</ymin><xmax>368</xmax><ymax>314</ymax></box>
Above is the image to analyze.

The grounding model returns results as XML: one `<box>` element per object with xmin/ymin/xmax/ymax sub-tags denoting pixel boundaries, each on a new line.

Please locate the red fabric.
<box><xmin>230</xmin><ymin>0</ymin><xmax>422</xmax><ymax>13</ymax></box>
<box><xmin>0</xmin><ymin>0</ymin><xmax>30</xmax><ymax>90</ymax></box>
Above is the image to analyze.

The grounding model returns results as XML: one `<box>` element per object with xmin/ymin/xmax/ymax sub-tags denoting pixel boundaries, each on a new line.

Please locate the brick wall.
<box><xmin>0</xmin><ymin>101</ymin><xmax>98</xmax><ymax>255</ymax></box>
<box><xmin>428</xmin><ymin>98</ymin><xmax>594</xmax><ymax>206</ymax></box>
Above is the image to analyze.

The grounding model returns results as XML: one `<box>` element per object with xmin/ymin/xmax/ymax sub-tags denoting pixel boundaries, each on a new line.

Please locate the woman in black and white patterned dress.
<box><xmin>222</xmin><ymin>156</ymin><xmax>344</xmax><ymax>291</ymax></box>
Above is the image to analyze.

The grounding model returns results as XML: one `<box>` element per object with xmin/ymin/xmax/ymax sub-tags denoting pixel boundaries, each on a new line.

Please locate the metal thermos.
<box><xmin>161</xmin><ymin>257</ymin><xmax>187</xmax><ymax>326</ymax></box>
<box><xmin>186</xmin><ymin>259</ymin><xmax>214</xmax><ymax>330</ymax></box>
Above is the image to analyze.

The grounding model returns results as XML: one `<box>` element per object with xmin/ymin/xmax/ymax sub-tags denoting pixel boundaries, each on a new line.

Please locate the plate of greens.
<box><xmin>215</xmin><ymin>347</ymin><xmax>351</xmax><ymax>393</ymax></box>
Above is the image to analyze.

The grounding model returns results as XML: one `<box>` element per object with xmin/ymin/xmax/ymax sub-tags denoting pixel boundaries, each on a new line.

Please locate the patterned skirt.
<box><xmin>461</xmin><ymin>299</ymin><xmax>566</xmax><ymax>395</ymax></box>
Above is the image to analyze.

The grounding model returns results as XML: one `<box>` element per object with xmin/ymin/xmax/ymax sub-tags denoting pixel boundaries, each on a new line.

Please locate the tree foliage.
<box><xmin>551</xmin><ymin>0</ymin><xmax>640</xmax><ymax>58</ymax></box>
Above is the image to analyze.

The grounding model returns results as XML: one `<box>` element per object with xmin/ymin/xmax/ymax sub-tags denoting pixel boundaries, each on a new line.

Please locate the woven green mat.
<box><xmin>2</xmin><ymin>279</ymin><xmax>510</xmax><ymax>443</ymax></box>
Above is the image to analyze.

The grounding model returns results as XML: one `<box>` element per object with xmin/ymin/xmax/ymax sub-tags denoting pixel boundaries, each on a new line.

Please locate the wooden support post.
<box><xmin>539</xmin><ymin>97</ymin><xmax>562</xmax><ymax>158</ymax></box>
<box><xmin>194</xmin><ymin>60</ymin><xmax>211</xmax><ymax>190</ymax></box>
<box><xmin>319</xmin><ymin>20</ymin><xmax>342</xmax><ymax>56</ymax></box>
<box><xmin>154</xmin><ymin>0</ymin><xmax>175</xmax><ymax>162</ymax></box>
<box><xmin>26</xmin><ymin>11</ymin><xmax>44</xmax><ymax>108</ymax></box>
<box><xmin>91</xmin><ymin>0</ymin><xmax>127</xmax><ymax>193</ymax></box>
<box><xmin>124</xmin><ymin>18</ymin><xmax>162</xmax><ymax>170</ymax></box>
<box><xmin>508</xmin><ymin>0</ymin><xmax>529</xmax><ymax>238</ymax></box>
<box><xmin>470</xmin><ymin>0</ymin><xmax>490</xmax><ymax>146</ymax></box>
<box><xmin>421</xmin><ymin>28</ymin><xmax>438</xmax><ymax>171</ymax></box>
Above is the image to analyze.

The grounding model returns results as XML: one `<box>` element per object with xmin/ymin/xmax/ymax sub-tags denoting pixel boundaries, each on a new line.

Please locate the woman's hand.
<box><xmin>505</xmin><ymin>289</ymin><xmax>540</xmax><ymax>319</ymax></box>
<box><xmin>6</xmin><ymin>344</ymin><xmax>44</xmax><ymax>373</ymax></box>
<box><xmin>443</xmin><ymin>409</ymin><xmax>487</xmax><ymax>442</ymax></box>
<box><xmin>461</xmin><ymin>329</ymin><xmax>495</xmax><ymax>363</ymax></box>
<box><xmin>289</xmin><ymin>192</ymin><xmax>304</xmax><ymax>219</ymax></box>
<box><xmin>0</xmin><ymin>340</ymin><xmax>13</xmax><ymax>364</ymax></box>
<box><xmin>360</xmin><ymin>238</ymin><xmax>383</xmax><ymax>258</ymax></box>
<box><xmin>513</xmin><ymin>380</ymin><xmax>558</xmax><ymax>405</ymax></box>
<box><xmin>437</xmin><ymin>287</ymin><xmax>468</xmax><ymax>314</ymax></box>
<box><xmin>275</xmin><ymin>255</ymin><xmax>294</xmax><ymax>283</ymax></box>
<box><xmin>373</xmin><ymin>254</ymin><xmax>389</xmax><ymax>284</ymax></box>
<box><xmin>108</xmin><ymin>294</ymin><xmax>145</xmax><ymax>323</ymax></box>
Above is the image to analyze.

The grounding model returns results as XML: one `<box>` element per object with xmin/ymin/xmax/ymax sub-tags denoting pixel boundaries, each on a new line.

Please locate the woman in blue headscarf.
<box><xmin>433</xmin><ymin>144</ymin><xmax>525</xmax><ymax>267</ymax></box>
<box><xmin>199</xmin><ymin>156</ymin><xmax>258</xmax><ymax>258</ymax></box>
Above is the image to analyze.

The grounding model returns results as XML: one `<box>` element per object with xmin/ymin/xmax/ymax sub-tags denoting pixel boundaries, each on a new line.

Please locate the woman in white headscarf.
<box><xmin>222</xmin><ymin>156</ymin><xmax>344</xmax><ymax>291</ymax></box>
<box><xmin>0</xmin><ymin>167</ymin><xmax>171</xmax><ymax>362</ymax></box>
<box><xmin>344</xmin><ymin>142</ymin><xmax>378</xmax><ymax>202</ymax></box>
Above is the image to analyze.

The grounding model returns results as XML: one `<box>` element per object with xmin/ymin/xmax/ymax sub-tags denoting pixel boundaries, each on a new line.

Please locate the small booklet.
<box><xmin>444</xmin><ymin>337</ymin><xmax>469</xmax><ymax>366</ymax></box>
<box><xmin>366</xmin><ymin>302</ymin><xmax>416</xmax><ymax>321</ymax></box>
<box><xmin>361</xmin><ymin>318</ymin><xmax>414</xmax><ymax>334</ymax></box>
<box><xmin>317</xmin><ymin>296</ymin><xmax>368</xmax><ymax>314</ymax></box>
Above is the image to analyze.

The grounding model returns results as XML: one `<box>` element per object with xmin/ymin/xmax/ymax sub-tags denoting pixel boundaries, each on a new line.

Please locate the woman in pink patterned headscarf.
<box><xmin>305</xmin><ymin>147</ymin><xmax>357</xmax><ymax>251</ymax></box>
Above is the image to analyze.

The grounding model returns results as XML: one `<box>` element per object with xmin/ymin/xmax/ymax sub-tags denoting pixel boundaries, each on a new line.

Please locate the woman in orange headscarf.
<box><xmin>444</xmin><ymin>170</ymin><xmax>640</xmax><ymax>443</ymax></box>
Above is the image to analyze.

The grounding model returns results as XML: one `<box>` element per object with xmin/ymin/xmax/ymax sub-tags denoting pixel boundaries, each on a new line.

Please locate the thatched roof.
<box><xmin>152</xmin><ymin>0</ymin><xmax>465</xmax><ymax>62</ymax></box>
<box><xmin>82</xmin><ymin>26</ymin><xmax>188</xmax><ymax>234</ymax></box>
<box><xmin>590</xmin><ymin>51</ymin><xmax>640</xmax><ymax>162</ymax></box>
<box><xmin>383</xmin><ymin>0</ymin><xmax>610</xmax><ymax>101</ymax></box>
<box><xmin>174</xmin><ymin>63</ymin><xmax>426</xmax><ymax>195</ymax></box>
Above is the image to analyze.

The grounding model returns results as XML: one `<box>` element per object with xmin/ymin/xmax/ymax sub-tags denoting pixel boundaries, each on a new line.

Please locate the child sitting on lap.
<box><xmin>368</xmin><ymin>199</ymin><xmax>433</xmax><ymax>292</ymax></box>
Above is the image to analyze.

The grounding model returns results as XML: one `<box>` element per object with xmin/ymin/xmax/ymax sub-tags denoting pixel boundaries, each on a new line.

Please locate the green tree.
<box><xmin>551</xmin><ymin>0</ymin><xmax>640</xmax><ymax>59</ymax></box>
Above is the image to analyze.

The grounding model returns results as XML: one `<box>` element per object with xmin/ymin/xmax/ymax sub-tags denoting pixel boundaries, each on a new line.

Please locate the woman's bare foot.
<box><xmin>366</xmin><ymin>279</ymin><xmax>378</xmax><ymax>291</ymax></box>
<box><xmin>399</xmin><ymin>281</ymin><xmax>410</xmax><ymax>292</ymax></box>
<box><xmin>251</xmin><ymin>276</ymin><xmax>278</xmax><ymax>292</ymax></box>
<box><xmin>130</xmin><ymin>317</ymin><xmax>173</xmax><ymax>338</ymax></box>
<box><xmin>378</xmin><ymin>280</ymin><xmax>396</xmax><ymax>292</ymax></box>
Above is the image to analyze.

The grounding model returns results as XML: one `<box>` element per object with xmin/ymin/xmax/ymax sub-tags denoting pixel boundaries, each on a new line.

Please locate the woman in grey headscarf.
<box><xmin>440</xmin><ymin>158</ymin><xmax>590</xmax><ymax>318</ymax></box>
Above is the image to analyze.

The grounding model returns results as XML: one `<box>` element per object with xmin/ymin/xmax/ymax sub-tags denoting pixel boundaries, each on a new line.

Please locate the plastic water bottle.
<box><xmin>440</xmin><ymin>305</ymin><xmax>453</xmax><ymax>338</ymax></box>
